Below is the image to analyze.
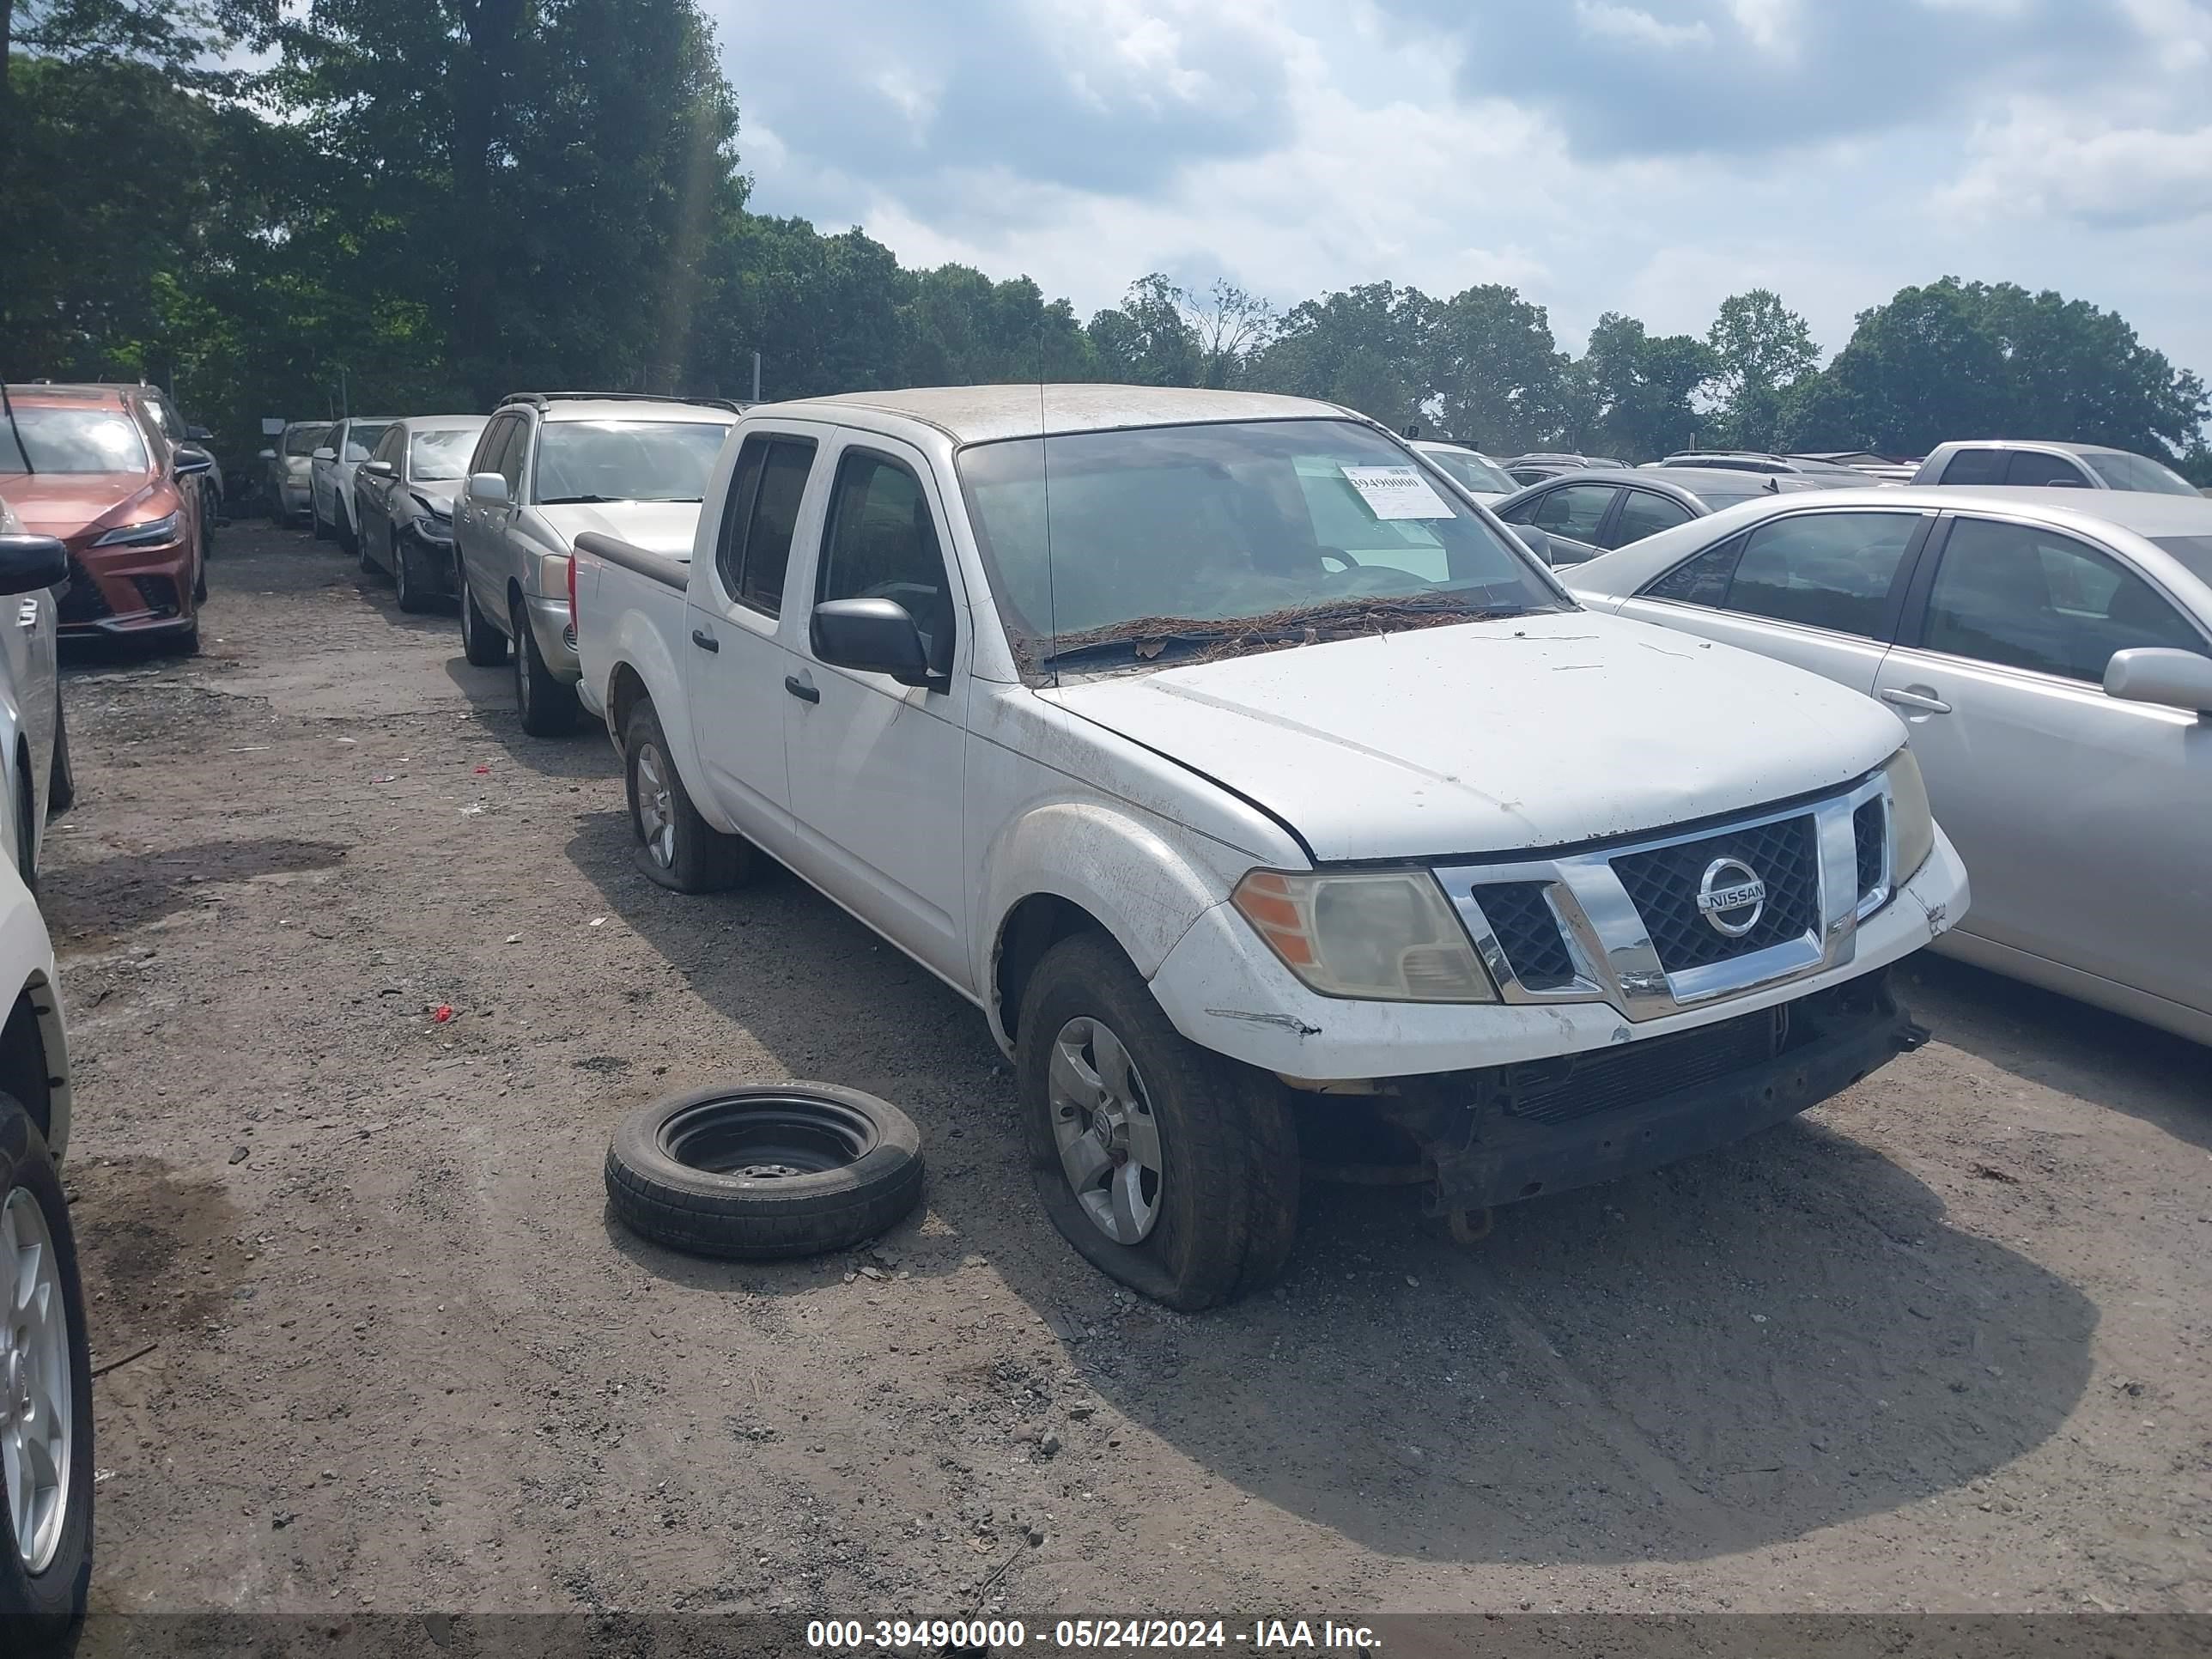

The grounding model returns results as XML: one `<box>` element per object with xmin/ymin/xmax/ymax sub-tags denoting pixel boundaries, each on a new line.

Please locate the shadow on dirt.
<box><xmin>40</xmin><ymin>836</ymin><xmax>349</xmax><ymax>942</ymax></box>
<box><xmin>442</xmin><ymin>663</ymin><xmax>624</xmax><ymax>781</ymax></box>
<box><xmin>567</xmin><ymin>806</ymin><xmax>2095</xmax><ymax>1566</ymax></box>
<box><xmin>1896</xmin><ymin>953</ymin><xmax>2210</xmax><ymax>1152</ymax></box>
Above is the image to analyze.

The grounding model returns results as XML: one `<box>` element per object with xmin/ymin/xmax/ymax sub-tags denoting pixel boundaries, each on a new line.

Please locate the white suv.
<box><xmin>452</xmin><ymin>393</ymin><xmax>739</xmax><ymax>736</ymax></box>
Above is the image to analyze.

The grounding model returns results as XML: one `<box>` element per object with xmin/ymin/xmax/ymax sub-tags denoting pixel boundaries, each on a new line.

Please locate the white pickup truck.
<box><xmin>571</xmin><ymin>386</ymin><xmax>1969</xmax><ymax>1310</ymax></box>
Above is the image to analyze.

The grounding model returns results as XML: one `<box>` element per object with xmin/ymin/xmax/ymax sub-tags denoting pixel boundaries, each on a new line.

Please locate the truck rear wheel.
<box><xmin>623</xmin><ymin>702</ymin><xmax>750</xmax><ymax>893</ymax></box>
<box><xmin>1016</xmin><ymin>931</ymin><xmax>1300</xmax><ymax>1310</ymax></box>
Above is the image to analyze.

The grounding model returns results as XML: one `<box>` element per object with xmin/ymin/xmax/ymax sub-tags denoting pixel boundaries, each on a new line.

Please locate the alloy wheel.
<box><xmin>1047</xmin><ymin>1016</ymin><xmax>1164</xmax><ymax>1245</ymax></box>
<box><xmin>0</xmin><ymin>1185</ymin><xmax>73</xmax><ymax>1574</ymax></box>
<box><xmin>634</xmin><ymin>741</ymin><xmax>676</xmax><ymax>868</ymax></box>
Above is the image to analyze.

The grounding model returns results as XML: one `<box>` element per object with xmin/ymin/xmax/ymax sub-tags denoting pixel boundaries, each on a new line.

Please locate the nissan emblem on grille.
<box><xmin>1696</xmin><ymin>856</ymin><xmax>1767</xmax><ymax>938</ymax></box>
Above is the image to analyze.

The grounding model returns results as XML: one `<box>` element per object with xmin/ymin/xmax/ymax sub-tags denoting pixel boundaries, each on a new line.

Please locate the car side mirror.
<box><xmin>466</xmin><ymin>472</ymin><xmax>510</xmax><ymax>506</ymax></box>
<box><xmin>2106</xmin><ymin>647</ymin><xmax>2212</xmax><ymax>716</ymax></box>
<box><xmin>313</xmin><ymin>446</ymin><xmax>337</xmax><ymax>461</ymax></box>
<box><xmin>811</xmin><ymin>598</ymin><xmax>933</xmax><ymax>687</ymax></box>
<box><xmin>362</xmin><ymin>459</ymin><xmax>395</xmax><ymax>478</ymax></box>
<box><xmin>175</xmin><ymin>444</ymin><xmax>216</xmax><ymax>477</ymax></box>
<box><xmin>0</xmin><ymin>533</ymin><xmax>69</xmax><ymax>598</ymax></box>
<box><xmin>1508</xmin><ymin>526</ymin><xmax>1554</xmax><ymax>565</ymax></box>
<box><xmin>258</xmin><ymin>447</ymin><xmax>276</xmax><ymax>461</ymax></box>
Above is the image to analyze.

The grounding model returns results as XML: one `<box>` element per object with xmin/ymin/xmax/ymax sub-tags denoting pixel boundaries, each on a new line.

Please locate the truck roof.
<box><xmin>757</xmin><ymin>384</ymin><xmax>1349</xmax><ymax>445</ymax></box>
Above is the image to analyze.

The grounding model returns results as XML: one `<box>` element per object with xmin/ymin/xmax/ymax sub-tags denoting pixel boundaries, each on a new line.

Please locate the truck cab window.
<box><xmin>715</xmin><ymin>435</ymin><xmax>815</xmax><ymax>616</ymax></box>
<box><xmin>818</xmin><ymin>450</ymin><xmax>953</xmax><ymax>668</ymax></box>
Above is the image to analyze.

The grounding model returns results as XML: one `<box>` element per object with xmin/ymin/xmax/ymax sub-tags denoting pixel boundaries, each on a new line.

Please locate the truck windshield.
<box><xmin>533</xmin><ymin>420</ymin><xmax>729</xmax><ymax>504</ymax></box>
<box><xmin>0</xmin><ymin>406</ymin><xmax>150</xmax><ymax>474</ymax></box>
<box><xmin>957</xmin><ymin>417</ymin><xmax>1566</xmax><ymax>670</ymax></box>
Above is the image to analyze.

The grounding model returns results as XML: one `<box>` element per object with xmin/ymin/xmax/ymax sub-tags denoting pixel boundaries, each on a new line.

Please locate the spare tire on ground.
<box><xmin>605</xmin><ymin>1083</ymin><xmax>923</xmax><ymax>1259</ymax></box>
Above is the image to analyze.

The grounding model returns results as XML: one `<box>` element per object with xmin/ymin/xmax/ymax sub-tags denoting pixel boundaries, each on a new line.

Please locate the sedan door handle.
<box><xmin>1881</xmin><ymin>686</ymin><xmax>1951</xmax><ymax>714</ymax></box>
<box><xmin>689</xmin><ymin>628</ymin><xmax>720</xmax><ymax>653</ymax></box>
<box><xmin>783</xmin><ymin>674</ymin><xmax>819</xmax><ymax>704</ymax></box>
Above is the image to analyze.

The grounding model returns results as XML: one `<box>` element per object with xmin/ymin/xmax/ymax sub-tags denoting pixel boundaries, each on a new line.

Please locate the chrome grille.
<box><xmin>1853</xmin><ymin>799</ymin><xmax>1885</xmax><ymax>899</ymax></box>
<box><xmin>1610</xmin><ymin>815</ymin><xmax>1820</xmax><ymax>973</ymax></box>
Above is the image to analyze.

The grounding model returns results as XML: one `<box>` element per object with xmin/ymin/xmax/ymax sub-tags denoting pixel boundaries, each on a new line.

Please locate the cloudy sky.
<box><xmin>704</xmin><ymin>0</ymin><xmax>2212</xmax><ymax>376</ymax></box>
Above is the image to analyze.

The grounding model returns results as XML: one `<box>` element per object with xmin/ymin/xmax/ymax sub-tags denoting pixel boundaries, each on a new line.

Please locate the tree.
<box><xmin>1180</xmin><ymin>280</ymin><xmax>1275</xmax><ymax>389</ymax></box>
<box><xmin>1576</xmin><ymin>313</ymin><xmax>1716</xmax><ymax>459</ymax></box>
<box><xmin>1086</xmin><ymin>274</ymin><xmax>1200</xmax><ymax>387</ymax></box>
<box><xmin>1249</xmin><ymin>281</ymin><xmax>1433</xmax><ymax>429</ymax></box>
<box><xmin>1429</xmin><ymin>284</ymin><xmax>1570</xmax><ymax>453</ymax></box>
<box><xmin>897</xmin><ymin>265</ymin><xmax>1094</xmax><ymax>387</ymax></box>
<box><xmin>1707</xmin><ymin>289</ymin><xmax>1818</xmax><ymax>451</ymax></box>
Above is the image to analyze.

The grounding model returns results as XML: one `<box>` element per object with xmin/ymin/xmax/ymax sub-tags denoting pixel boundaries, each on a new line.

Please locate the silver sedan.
<box><xmin>1562</xmin><ymin>485</ymin><xmax>2212</xmax><ymax>1045</ymax></box>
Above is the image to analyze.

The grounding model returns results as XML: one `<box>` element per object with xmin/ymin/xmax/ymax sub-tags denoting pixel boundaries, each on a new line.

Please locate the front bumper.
<box><xmin>1401</xmin><ymin>966</ymin><xmax>1922</xmax><ymax>1213</ymax></box>
<box><xmin>524</xmin><ymin>592</ymin><xmax>580</xmax><ymax>683</ymax></box>
<box><xmin>58</xmin><ymin>539</ymin><xmax>197</xmax><ymax>638</ymax></box>
<box><xmin>1147</xmin><ymin>825</ymin><xmax>1968</xmax><ymax>1080</ymax></box>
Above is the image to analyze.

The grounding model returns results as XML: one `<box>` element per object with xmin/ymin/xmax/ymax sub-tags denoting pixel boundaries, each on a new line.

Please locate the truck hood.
<box><xmin>538</xmin><ymin>501</ymin><xmax>702</xmax><ymax>557</ymax></box>
<box><xmin>1048</xmin><ymin>610</ymin><xmax>1905</xmax><ymax>860</ymax></box>
<box><xmin>0</xmin><ymin>472</ymin><xmax>161</xmax><ymax>538</ymax></box>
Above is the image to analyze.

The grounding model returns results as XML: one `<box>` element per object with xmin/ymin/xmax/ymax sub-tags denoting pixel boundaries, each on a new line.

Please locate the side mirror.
<box><xmin>258</xmin><ymin>447</ymin><xmax>276</xmax><ymax>461</ymax></box>
<box><xmin>174</xmin><ymin>444</ymin><xmax>216</xmax><ymax>477</ymax></box>
<box><xmin>0</xmin><ymin>533</ymin><xmax>69</xmax><ymax>598</ymax></box>
<box><xmin>811</xmin><ymin>598</ymin><xmax>933</xmax><ymax>687</ymax></box>
<box><xmin>313</xmin><ymin>446</ymin><xmax>337</xmax><ymax>461</ymax></box>
<box><xmin>1508</xmin><ymin>526</ymin><xmax>1553</xmax><ymax>565</ymax></box>
<box><xmin>362</xmin><ymin>459</ymin><xmax>395</xmax><ymax>478</ymax></box>
<box><xmin>2106</xmin><ymin>647</ymin><xmax>2212</xmax><ymax>715</ymax></box>
<box><xmin>466</xmin><ymin>471</ymin><xmax>510</xmax><ymax>506</ymax></box>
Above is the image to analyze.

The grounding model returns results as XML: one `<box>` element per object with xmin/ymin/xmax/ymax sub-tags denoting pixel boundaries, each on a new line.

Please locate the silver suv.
<box><xmin>452</xmin><ymin>392</ymin><xmax>739</xmax><ymax>735</ymax></box>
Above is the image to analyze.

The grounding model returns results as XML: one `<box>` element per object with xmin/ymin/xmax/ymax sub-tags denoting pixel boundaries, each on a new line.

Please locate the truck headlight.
<box><xmin>1884</xmin><ymin>747</ymin><xmax>1934</xmax><ymax>884</ymax></box>
<box><xmin>1231</xmin><ymin>869</ymin><xmax>1498</xmax><ymax>1003</ymax></box>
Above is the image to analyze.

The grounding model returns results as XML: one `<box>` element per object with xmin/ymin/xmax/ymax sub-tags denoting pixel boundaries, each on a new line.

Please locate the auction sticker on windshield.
<box><xmin>1340</xmin><ymin>465</ymin><xmax>1454</xmax><ymax>520</ymax></box>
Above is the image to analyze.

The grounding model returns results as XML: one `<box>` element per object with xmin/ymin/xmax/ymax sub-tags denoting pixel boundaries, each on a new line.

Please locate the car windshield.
<box><xmin>2149</xmin><ymin>537</ymin><xmax>2212</xmax><ymax>585</ymax></box>
<box><xmin>0</xmin><ymin>406</ymin><xmax>150</xmax><ymax>473</ymax></box>
<box><xmin>2086</xmin><ymin>451</ymin><xmax>2200</xmax><ymax>495</ymax></box>
<box><xmin>1424</xmin><ymin>448</ymin><xmax>1515</xmax><ymax>494</ymax></box>
<box><xmin>532</xmin><ymin>420</ymin><xmax>729</xmax><ymax>503</ymax></box>
<box><xmin>342</xmin><ymin>422</ymin><xmax>392</xmax><ymax>460</ymax></box>
<box><xmin>284</xmin><ymin>424</ymin><xmax>330</xmax><ymax>456</ymax></box>
<box><xmin>957</xmin><ymin>417</ymin><xmax>1567</xmax><ymax>674</ymax></box>
<box><xmin>410</xmin><ymin>428</ymin><xmax>480</xmax><ymax>483</ymax></box>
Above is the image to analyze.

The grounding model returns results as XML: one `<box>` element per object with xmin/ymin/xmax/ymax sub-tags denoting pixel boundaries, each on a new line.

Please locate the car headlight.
<box><xmin>413</xmin><ymin>495</ymin><xmax>453</xmax><ymax>538</ymax></box>
<box><xmin>92</xmin><ymin>512</ymin><xmax>179</xmax><ymax>548</ymax></box>
<box><xmin>1231</xmin><ymin>868</ymin><xmax>1498</xmax><ymax>1002</ymax></box>
<box><xmin>1883</xmin><ymin>746</ymin><xmax>1934</xmax><ymax>884</ymax></box>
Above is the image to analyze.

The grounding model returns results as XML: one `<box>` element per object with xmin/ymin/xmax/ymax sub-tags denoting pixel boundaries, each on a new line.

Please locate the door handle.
<box><xmin>784</xmin><ymin>674</ymin><xmax>819</xmax><ymax>704</ymax></box>
<box><xmin>690</xmin><ymin>628</ymin><xmax>720</xmax><ymax>653</ymax></box>
<box><xmin>1881</xmin><ymin>686</ymin><xmax>1951</xmax><ymax>714</ymax></box>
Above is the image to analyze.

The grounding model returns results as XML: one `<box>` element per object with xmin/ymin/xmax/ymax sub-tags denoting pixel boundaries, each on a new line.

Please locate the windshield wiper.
<box><xmin>1035</xmin><ymin>594</ymin><xmax>1528</xmax><ymax>671</ymax></box>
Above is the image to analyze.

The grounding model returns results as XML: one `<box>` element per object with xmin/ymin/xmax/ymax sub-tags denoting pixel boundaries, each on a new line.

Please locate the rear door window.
<box><xmin>1607</xmin><ymin>489</ymin><xmax>1693</xmax><ymax>548</ymax></box>
<box><xmin>714</xmin><ymin>434</ymin><xmax>817</xmax><ymax>617</ymax></box>
<box><xmin>2003</xmin><ymin>450</ymin><xmax>2092</xmax><ymax>488</ymax></box>
<box><xmin>1506</xmin><ymin>483</ymin><xmax>1615</xmax><ymax>543</ymax></box>
<box><xmin>1722</xmin><ymin>511</ymin><xmax>1920</xmax><ymax>637</ymax></box>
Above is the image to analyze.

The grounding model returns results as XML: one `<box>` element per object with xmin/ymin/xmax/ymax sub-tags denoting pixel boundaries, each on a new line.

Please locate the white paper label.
<box><xmin>1340</xmin><ymin>465</ymin><xmax>1454</xmax><ymax>520</ymax></box>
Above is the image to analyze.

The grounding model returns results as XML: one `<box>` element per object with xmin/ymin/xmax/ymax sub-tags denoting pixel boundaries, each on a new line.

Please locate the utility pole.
<box><xmin>751</xmin><ymin>351</ymin><xmax>762</xmax><ymax>404</ymax></box>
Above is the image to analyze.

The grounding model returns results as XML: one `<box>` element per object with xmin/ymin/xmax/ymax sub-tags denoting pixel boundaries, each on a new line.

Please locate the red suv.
<box><xmin>0</xmin><ymin>384</ymin><xmax>210</xmax><ymax>652</ymax></box>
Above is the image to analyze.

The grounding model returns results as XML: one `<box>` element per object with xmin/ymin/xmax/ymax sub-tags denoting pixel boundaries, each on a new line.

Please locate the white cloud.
<box><xmin>1571</xmin><ymin>2</ymin><xmax>1713</xmax><ymax>48</ymax></box>
<box><xmin>708</xmin><ymin>0</ymin><xmax>2212</xmax><ymax>383</ymax></box>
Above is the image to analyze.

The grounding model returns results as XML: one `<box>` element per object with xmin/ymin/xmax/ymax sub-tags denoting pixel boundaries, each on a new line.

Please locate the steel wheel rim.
<box><xmin>1047</xmin><ymin>1016</ymin><xmax>1163</xmax><ymax>1245</ymax></box>
<box><xmin>0</xmin><ymin>1186</ymin><xmax>71</xmax><ymax>1574</ymax></box>
<box><xmin>659</xmin><ymin>1093</ymin><xmax>878</xmax><ymax>1178</ymax></box>
<box><xmin>635</xmin><ymin>741</ymin><xmax>676</xmax><ymax>867</ymax></box>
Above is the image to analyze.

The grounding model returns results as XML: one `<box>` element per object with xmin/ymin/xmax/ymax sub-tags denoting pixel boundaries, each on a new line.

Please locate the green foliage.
<box><xmin>1428</xmin><ymin>284</ymin><xmax>1571</xmax><ymax>453</ymax></box>
<box><xmin>1781</xmin><ymin>276</ymin><xmax>2209</xmax><ymax>461</ymax></box>
<box><xmin>1577</xmin><ymin>312</ymin><xmax>1716</xmax><ymax>459</ymax></box>
<box><xmin>1707</xmin><ymin>289</ymin><xmax>1817</xmax><ymax>451</ymax></box>
<box><xmin>1251</xmin><ymin>281</ymin><xmax>1432</xmax><ymax>431</ymax></box>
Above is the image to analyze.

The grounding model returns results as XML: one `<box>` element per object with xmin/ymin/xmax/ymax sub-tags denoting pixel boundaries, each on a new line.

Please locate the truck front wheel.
<box><xmin>623</xmin><ymin>702</ymin><xmax>750</xmax><ymax>894</ymax></box>
<box><xmin>1016</xmin><ymin>931</ymin><xmax>1300</xmax><ymax>1310</ymax></box>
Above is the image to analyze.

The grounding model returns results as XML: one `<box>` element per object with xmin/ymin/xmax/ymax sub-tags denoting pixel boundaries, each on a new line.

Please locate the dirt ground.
<box><xmin>40</xmin><ymin>520</ymin><xmax>2211</xmax><ymax>1621</ymax></box>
